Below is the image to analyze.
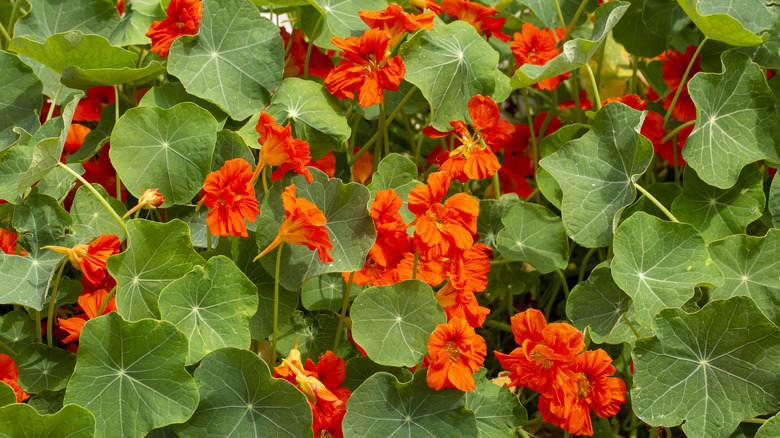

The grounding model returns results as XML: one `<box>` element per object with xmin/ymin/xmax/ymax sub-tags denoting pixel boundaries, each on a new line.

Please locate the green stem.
<box><xmin>622</xmin><ymin>313</ymin><xmax>641</xmax><ymax>339</ymax></box>
<box><xmin>586</xmin><ymin>64</ymin><xmax>602</xmax><ymax>110</ymax></box>
<box><xmin>554</xmin><ymin>269</ymin><xmax>570</xmax><ymax>298</ymax></box>
<box><xmin>524</xmin><ymin>415</ymin><xmax>543</xmax><ymax>426</ymax></box>
<box><xmin>380</xmin><ymin>101</ymin><xmax>390</xmax><ymax>158</ymax></box>
<box><xmin>521</xmin><ymin>89</ymin><xmax>538</xmax><ymax>187</ymax></box>
<box><xmin>271</xmin><ymin>242</ymin><xmax>284</xmax><ymax>366</ymax></box>
<box><xmin>633</xmin><ymin>182</ymin><xmax>679</xmax><ymax>222</ymax></box>
<box><xmin>0</xmin><ymin>339</ymin><xmax>15</xmax><ymax>357</ymax></box>
<box><xmin>303</xmin><ymin>15</ymin><xmax>323</xmax><ymax>79</ymax></box>
<box><xmin>414</xmin><ymin>111</ymin><xmax>433</xmax><ymax>166</ymax></box>
<box><xmin>333</xmin><ymin>271</ymin><xmax>355</xmax><ymax>351</ymax></box>
<box><xmin>598</xmin><ymin>416</ymin><xmax>614</xmax><ymax>437</ymax></box>
<box><xmin>96</xmin><ymin>286</ymin><xmax>116</xmax><ymax>316</ymax></box>
<box><xmin>563</xmin><ymin>0</ymin><xmax>589</xmax><ymax>42</ymax></box>
<box><xmin>649</xmin><ymin>426</ymin><xmax>660</xmax><ymax>438</ymax></box>
<box><xmin>373</xmin><ymin>117</ymin><xmax>382</xmax><ymax>173</ymax></box>
<box><xmin>35</xmin><ymin>310</ymin><xmax>42</xmax><ymax>344</ymax></box>
<box><xmin>484</xmin><ymin>320</ymin><xmax>512</xmax><ymax>333</ymax></box>
<box><xmin>578</xmin><ymin>247</ymin><xmax>597</xmax><ymax>283</ymax></box>
<box><xmin>594</xmin><ymin>42</ymin><xmax>606</xmax><ymax>97</ymax></box>
<box><xmin>0</xmin><ymin>21</ymin><xmax>11</xmax><ymax>47</ymax></box>
<box><xmin>741</xmin><ymin>418</ymin><xmax>767</xmax><ymax>424</ymax></box>
<box><xmin>114</xmin><ymin>86</ymin><xmax>122</xmax><ymax>200</ymax></box>
<box><xmin>57</xmin><ymin>162</ymin><xmax>129</xmax><ymax>236</ymax></box>
<box><xmin>661</xmin><ymin>120</ymin><xmax>696</xmax><ymax>144</ymax></box>
<box><xmin>553</xmin><ymin>0</ymin><xmax>567</xmax><ymax>33</ymax></box>
<box><xmin>492</xmin><ymin>172</ymin><xmax>500</xmax><ymax>200</ymax></box>
<box><xmin>673</xmin><ymin>136</ymin><xmax>681</xmax><ymax>184</ymax></box>
<box><xmin>412</xmin><ymin>252</ymin><xmax>419</xmax><ymax>280</ymax></box>
<box><xmin>47</xmin><ymin>84</ymin><xmax>64</xmax><ymax>121</ymax></box>
<box><xmin>46</xmin><ymin>260</ymin><xmax>67</xmax><ymax>347</ymax></box>
<box><xmin>663</xmin><ymin>37</ymin><xmax>708</xmax><ymax>125</ymax></box>
<box><xmin>6</xmin><ymin>0</ymin><xmax>20</xmax><ymax>31</ymax></box>
<box><xmin>206</xmin><ymin>227</ymin><xmax>212</xmax><ymax>250</ymax></box>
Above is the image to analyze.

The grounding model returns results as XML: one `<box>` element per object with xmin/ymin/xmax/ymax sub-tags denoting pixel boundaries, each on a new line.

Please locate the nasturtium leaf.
<box><xmin>28</xmin><ymin>390</ymin><xmax>66</xmax><ymax>415</ymax></box>
<box><xmin>301</xmin><ymin>272</ymin><xmax>361</xmax><ymax>312</ymax></box>
<box><xmin>771</xmin><ymin>174</ymin><xmax>780</xmax><ymax>228</ymax></box>
<box><xmin>496</xmin><ymin>202</ymin><xmax>568</xmax><ymax>274</ymax></box>
<box><xmin>13</xmin><ymin>0</ymin><xmax>120</xmax><ymax>43</ymax></box>
<box><xmin>107</xmin><ymin>219</ymin><xmax>205</xmax><ymax>320</ymax></box>
<box><xmin>0</xmin><ymin>382</ymin><xmax>15</xmax><ymax>407</ymax></box>
<box><xmin>756</xmin><ymin>414</ymin><xmax>780</xmax><ymax>438</ymax></box>
<box><xmin>34</xmin><ymin>163</ymin><xmax>82</xmax><ymax>203</ymax></box>
<box><xmin>523</xmin><ymin>0</ymin><xmax>598</xmax><ymax>30</ymax></box>
<box><xmin>14</xmin><ymin>343</ymin><xmax>75</xmax><ymax>393</ymax></box>
<box><xmin>168</xmin><ymin>0</ymin><xmax>284</xmax><ymax>120</ymax></box>
<box><xmin>343</xmin><ymin>370</ymin><xmax>478</xmax><ymax>437</ymax></box>
<box><xmin>0</xmin><ymin>403</ymin><xmax>96</xmax><ymax>438</ymax></box>
<box><xmin>343</xmin><ymin>356</ymin><xmax>412</xmax><ymax>392</ymax></box>
<box><xmin>307</xmin><ymin>0</ymin><xmax>386</xmax><ymax>47</ymax></box>
<box><xmin>0</xmin><ymin>52</ymin><xmax>42</xmax><ymax>137</ymax></box>
<box><xmin>0</xmin><ymin>310</ymin><xmax>36</xmax><ymax>351</ymax></box>
<box><xmin>0</xmin><ymin>143</ymin><xmax>33</xmax><ymax>204</ymax></box>
<box><xmin>158</xmin><ymin>256</ymin><xmax>259</xmax><ymax>365</ymax></box>
<box><xmin>350</xmin><ymin>280</ymin><xmax>446</xmax><ymax>367</ymax></box>
<box><xmin>671</xmin><ymin>165</ymin><xmax>764</xmax><ymax>242</ymax></box>
<box><xmin>632</xmin><ymin>296</ymin><xmax>780</xmax><ymax>438</ymax></box>
<box><xmin>164</xmin><ymin>206</ymin><xmax>215</xmax><ymax>250</ymax></box>
<box><xmin>465</xmin><ymin>368</ymin><xmax>527</xmax><ymax>437</ymax></box>
<box><xmin>612</xmin><ymin>212</ymin><xmax>724</xmax><ymax>327</ymax></box>
<box><xmin>265</xmin><ymin>77</ymin><xmax>350</xmax><ymax>158</ymax></box>
<box><xmin>276</xmin><ymin>311</ymin><xmax>349</xmax><ymax>360</ymax></box>
<box><xmin>70</xmin><ymin>185</ymin><xmax>128</xmax><ymax>241</ymax></box>
<box><xmin>367</xmin><ymin>153</ymin><xmax>422</xmax><ymax>223</ymax></box>
<box><xmin>613</xmin><ymin>0</ymin><xmax>690</xmax><ymax>57</ymax></box>
<box><xmin>1</xmin><ymin>114</ymin><xmax>38</xmax><ymax>158</ymax></box>
<box><xmin>623</xmin><ymin>182</ymin><xmax>682</xmax><ymax>221</ymax></box>
<box><xmin>18</xmin><ymin>55</ymin><xmax>79</xmax><ymax>107</ymax></box>
<box><xmin>177</xmin><ymin>348</ymin><xmax>312</xmax><ymax>437</ymax></box>
<box><xmin>484</xmin><ymin>262</ymin><xmax>538</xmax><ymax>302</ymax></box>
<box><xmin>138</xmin><ymin>82</ymin><xmax>228</xmax><ymax>129</ymax></box>
<box><xmin>18</xmin><ymin>93</ymin><xmax>82</xmax><ymax>195</ymax></box>
<box><xmin>61</xmin><ymin>61</ymin><xmax>167</xmax><ymax>90</ymax></box>
<box><xmin>537</xmin><ymin>123</ymin><xmax>590</xmax><ymax>209</ymax></box>
<box><xmin>684</xmin><ymin>50</ymin><xmax>778</xmax><ymax>188</ymax></box>
<box><xmin>110</xmin><ymin>102</ymin><xmax>217</xmax><ymax>207</ymax></box>
<box><xmin>9</xmin><ymin>31</ymin><xmax>136</xmax><ymax>75</ymax></box>
<box><xmin>63</xmin><ymin>313</ymin><xmax>199</xmax><ymax>438</ymax></box>
<box><xmin>256</xmin><ymin>168</ymin><xmax>375</xmax><ymax>291</ymax></box>
<box><xmin>109</xmin><ymin>0</ymin><xmax>165</xmax><ymax>46</ymax></box>
<box><xmin>675</xmin><ymin>0</ymin><xmax>776</xmax><ymax>46</ymax></box>
<box><xmin>400</xmin><ymin>19</ymin><xmax>507</xmax><ymax>131</ymax></box>
<box><xmin>567</xmin><ymin>264</ymin><xmax>653</xmax><ymax>345</ymax></box>
<box><xmin>511</xmin><ymin>2</ymin><xmax>629</xmax><ymax>90</ymax></box>
<box><xmin>540</xmin><ymin>102</ymin><xmax>653</xmax><ymax>248</ymax></box>
<box><xmin>708</xmin><ymin>230</ymin><xmax>780</xmax><ymax>326</ymax></box>
<box><xmin>211</xmin><ymin>130</ymin><xmax>255</xmax><ymax>171</ymax></box>
<box><xmin>476</xmin><ymin>194</ymin><xmax>520</xmax><ymax>253</ymax></box>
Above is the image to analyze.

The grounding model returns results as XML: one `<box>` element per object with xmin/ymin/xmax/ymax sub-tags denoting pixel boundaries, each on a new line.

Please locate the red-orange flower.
<box><xmin>283</xmin><ymin>357</ymin><xmax>344</xmax><ymax>423</ymax></box>
<box><xmin>255</xmin><ymin>185</ymin><xmax>334</xmax><ymax>263</ymax></box>
<box><xmin>274</xmin><ymin>343</ymin><xmax>314</xmax><ymax>387</ymax></box>
<box><xmin>58</xmin><ymin>289</ymin><xmax>117</xmax><ymax>343</ymax></box>
<box><xmin>368</xmin><ymin>189</ymin><xmax>412</xmax><ymax>268</ymax></box>
<box><xmin>352</xmin><ymin>146</ymin><xmax>374</xmax><ymax>184</ymax></box>
<box><xmin>360</xmin><ymin>3</ymin><xmax>435</xmax><ymax>47</ymax></box>
<box><xmin>0</xmin><ymin>229</ymin><xmax>27</xmax><ymax>256</ymax></box>
<box><xmin>253</xmin><ymin>112</ymin><xmax>313</xmax><ymax>184</ymax></box>
<box><xmin>538</xmin><ymin>349</ymin><xmax>627</xmax><ymax>436</ymax></box>
<box><xmin>602</xmin><ymin>96</ymin><xmax>666</xmax><ymax>157</ymax></box>
<box><xmin>494</xmin><ymin>308</ymin><xmax>584</xmax><ymax>393</ymax></box>
<box><xmin>559</xmin><ymin>90</ymin><xmax>593</xmax><ymax>111</ymax></box>
<box><xmin>310</xmin><ymin>151</ymin><xmax>336</xmax><ymax>178</ymax></box>
<box><xmin>73</xmin><ymin>86</ymin><xmax>115</xmax><ymax>122</ymax></box>
<box><xmin>425</xmin><ymin>317</ymin><xmax>486</xmax><ymax>391</ymax></box>
<box><xmin>410</xmin><ymin>0</ymin><xmax>443</xmax><ymax>14</ymax></box>
<box><xmin>325</xmin><ymin>29</ymin><xmax>406</xmax><ymax>108</ymax></box>
<box><xmin>662</xmin><ymin>46</ymin><xmax>702</xmax><ymax>122</ymax></box>
<box><xmin>146</xmin><ymin>0</ymin><xmax>203</xmax><ymax>57</ymax></box>
<box><xmin>511</xmin><ymin>23</ymin><xmax>568</xmax><ymax>91</ymax></box>
<box><xmin>201</xmin><ymin>158</ymin><xmax>261</xmax><ymax>238</ymax></box>
<box><xmin>0</xmin><ymin>353</ymin><xmax>28</xmax><ymax>403</ymax></box>
<box><xmin>281</xmin><ymin>28</ymin><xmax>334</xmax><ymax>79</ymax></box>
<box><xmin>408</xmin><ymin>172</ymin><xmax>479</xmax><ymax>259</ymax></box>
<box><xmin>441</xmin><ymin>0</ymin><xmax>510</xmax><ymax>42</ymax></box>
<box><xmin>64</xmin><ymin>123</ymin><xmax>91</xmax><ymax>155</ymax></box>
<box><xmin>44</xmin><ymin>234</ymin><xmax>121</xmax><ymax>288</ymax></box>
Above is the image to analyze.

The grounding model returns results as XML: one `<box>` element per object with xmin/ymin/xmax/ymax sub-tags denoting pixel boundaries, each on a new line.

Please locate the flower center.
<box><xmin>530</xmin><ymin>347</ymin><xmax>552</xmax><ymax>369</ymax></box>
<box><xmin>576</xmin><ymin>372</ymin><xmax>593</xmax><ymax>399</ymax></box>
<box><xmin>443</xmin><ymin>340</ymin><xmax>462</xmax><ymax>361</ymax></box>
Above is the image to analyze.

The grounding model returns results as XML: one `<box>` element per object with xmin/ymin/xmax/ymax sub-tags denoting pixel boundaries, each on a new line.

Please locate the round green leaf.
<box><xmin>168</xmin><ymin>0</ymin><xmax>284</xmax><ymax>120</ymax></box>
<box><xmin>14</xmin><ymin>0</ymin><xmax>120</xmax><ymax>43</ymax></box>
<box><xmin>0</xmin><ymin>310</ymin><xmax>36</xmax><ymax>351</ymax></box>
<box><xmin>343</xmin><ymin>370</ymin><xmax>478</xmax><ymax>438</ymax></box>
<box><xmin>63</xmin><ymin>312</ymin><xmax>199</xmax><ymax>438</ymax></box>
<box><xmin>756</xmin><ymin>414</ymin><xmax>780</xmax><ymax>438</ymax></box>
<box><xmin>671</xmin><ymin>165</ymin><xmax>764</xmax><ymax>242</ymax></box>
<box><xmin>107</xmin><ymin>219</ymin><xmax>205</xmax><ymax>320</ymax></box>
<box><xmin>400</xmin><ymin>19</ymin><xmax>507</xmax><ymax>131</ymax></box>
<box><xmin>632</xmin><ymin>296</ymin><xmax>780</xmax><ymax>438</ymax></box>
<box><xmin>276</xmin><ymin>311</ymin><xmax>348</xmax><ymax>361</ymax></box>
<box><xmin>465</xmin><ymin>368</ymin><xmax>527</xmax><ymax>437</ymax></box>
<box><xmin>256</xmin><ymin>168</ymin><xmax>376</xmax><ymax>291</ymax></box>
<box><xmin>613</xmin><ymin>0</ymin><xmax>690</xmax><ymax>57</ymax></box>
<box><xmin>265</xmin><ymin>77</ymin><xmax>351</xmax><ymax>158</ymax></box>
<box><xmin>138</xmin><ymin>82</ymin><xmax>228</xmax><ymax>129</ymax></box>
<box><xmin>301</xmin><ymin>272</ymin><xmax>361</xmax><ymax>312</ymax></box>
<box><xmin>496</xmin><ymin>202</ymin><xmax>568</xmax><ymax>274</ymax></box>
<box><xmin>0</xmin><ymin>382</ymin><xmax>15</xmax><ymax>407</ymax></box>
<box><xmin>612</xmin><ymin>212</ymin><xmax>723</xmax><ymax>327</ymax></box>
<box><xmin>0</xmin><ymin>403</ymin><xmax>95</xmax><ymax>438</ymax></box>
<box><xmin>110</xmin><ymin>102</ymin><xmax>218</xmax><ymax>207</ymax></box>
<box><xmin>177</xmin><ymin>348</ymin><xmax>312</xmax><ymax>437</ymax></box>
<box><xmin>685</xmin><ymin>50</ymin><xmax>779</xmax><ymax>189</ymax></box>
<box><xmin>539</xmin><ymin>102</ymin><xmax>653</xmax><ymax>248</ymax></box>
<box><xmin>9</xmin><ymin>31</ymin><xmax>136</xmax><ymax>75</ymax></box>
<box><xmin>771</xmin><ymin>173</ymin><xmax>780</xmax><ymax>228</ymax></box>
<box><xmin>476</xmin><ymin>193</ymin><xmax>520</xmax><ymax>253</ymax></box>
<box><xmin>708</xmin><ymin>230</ymin><xmax>780</xmax><ymax>326</ymax></box>
<box><xmin>676</xmin><ymin>0</ymin><xmax>774</xmax><ymax>46</ymax></box>
<box><xmin>350</xmin><ymin>280</ymin><xmax>446</xmax><ymax>367</ymax></box>
<box><xmin>0</xmin><ymin>52</ymin><xmax>42</xmax><ymax>137</ymax></box>
<box><xmin>70</xmin><ymin>184</ymin><xmax>128</xmax><ymax>241</ymax></box>
<box><xmin>15</xmin><ymin>344</ymin><xmax>76</xmax><ymax>393</ymax></box>
<box><xmin>511</xmin><ymin>2</ymin><xmax>629</xmax><ymax>89</ymax></box>
<box><xmin>61</xmin><ymin>61</ymin><xmax>167</xmax><ymax>90</ymax></box>
<box><xmin>158</xmin><ymin>256</ymin><xmax>259</xmax><ymax>365</ymax></box>
<box><xmin>28</xmin><ymin>389</ymin><xmax>66</xmax><ymax>415</ymax></box>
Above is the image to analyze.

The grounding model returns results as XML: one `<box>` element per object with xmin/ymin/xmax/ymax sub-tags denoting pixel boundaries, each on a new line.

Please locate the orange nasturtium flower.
<box><xmin>58</xmin><ymin>289</ymin><xmax>117</xmax><ymax>343</ymax></box>
<box><xmin>324</xmin><ymin>29</ymin><xmax>406</xmax><ymax>108</ymax></box>
<box><xmin>425</xmin><ymin>317</ymin><xmax>487</xmax><ymax>392</ymax></box>
<box><xmin>252</xmin><ymin>112</ymin><xmax>313</xmax><ymax>184</ymax></box>
<box><xmin>146</xmin><ymin>0</ymin><xmax>203</xmax><ymax>57</ymax></box>
<box><xmin>283</xmin><ymin>357</ymin><xmax>344</xmax><ymax>419</ymax></box>
<box><xmin>201</xmin><ymin>158</ymin><xmax>261</xmax><ymax>238</ymax></box>
<box><xmin>510</xmin><ymin>22</ymin><xmax>568</xmax><ymax>91</ymax></box>
<box><xmin>441</xmin><ymin>0</ymin><xmax>510</xmax><ymax>42</ymax></box>
<box><xmin>44</xmin><ymin>234</ymin><xmax>121</xmax><ymax>288</ymax></box>
<box><xmin>254</xmin><ymin>185</ymin><xmax>334</xmax><ymax>264</ymax></box>
<box><xmin>359</xmin><ymin>3</ymin><xmax>435</xmax><ymax>47</ymax></box>
<box><xmin>0</xmin><ymin>229</ymin><xmax>27</xmax><ymax>256</ymax></box>
<box><xmin>0</xmin><ymin>353</ymin><xmax>28</xmax><ymax>403</ymax></box>
<box><xmin>123</xmin><ymin>188</ymin><xmax>165</xmax><ymax>219</ymax></box>
<box><xmin>662</xmin><ymin>46</ymin><xmax>702</xmax><ymax>122</ymax></box>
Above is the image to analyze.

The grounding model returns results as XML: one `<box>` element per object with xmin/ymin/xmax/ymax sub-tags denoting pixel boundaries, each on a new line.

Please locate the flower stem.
<box><xmin>622</xmin><ymin>313</ymin><xmax>642</xmax><ymax>339</ymax></box>
<box><xmin>598</xmin><ymin>415</ymin><xmax>615</xmax><ymax>437</ymax></box>
<box><xmin>271</xmin><ymin>242</ymin><xmax>284</xmax><ymax>366</ymax></box>
<box><xmin>206</xmin><ymin>227</ymin><xmax>212</xmax><ymax>250</ymax></box>
<box><xmin>46</xmin><ymin>260</ymin><xmax>67</xmax><ymax>347</ymax></box>
<box><xmin>333</xmin><ymin>271</ymin><xmax>355</xmax><ymax>351</ymax></box>
<box><xmin>633</xmin><ymin>182</ymin><xmax>679</xmax><ymax>222</ymax></box>
<box><xmin>380</xmin><ymin>101</ymin><xmax>390</xmax><ymax>158</ymax></box>
<box><xmin>412</xmin><ymin>251</ymin><xmax>419</xmax><ymax>280</ymax></box>
<box><xmin>553</xmin><ymin>0</ymin><xmax>567</xmax><ymax>34</ymax></box>
<box><xmin>0</xmin><ymin>21</ymin><xmax>11</xmax><ymax>47</ymax></box>
<box><xmin>586</xmin><ymin>64</ymin><xmax>602</xmax><ymax>110</ymax></box>
<box><xmin>661</xmin><ymin>120</ymin><xmax>696</xmax><ymax>144</ymax></box>
<box><xmin>741</xmin><ymin>418</ymin><xmax>768</xmax><ymax>424</ymax></box>
<box><xmin>57</xmin><ymin>162</ymin><xmax>128</xmax><ymax>237</ymax></box>
<box><xmin>492</xmin><ymin>172</ymin><xmax>501</xmax><ymax>200</ymax></box>
<box><xmin>114</xmin><ymin>86</ymin><xmax>122</xmax><ymax>200</ymax></box>
<box><xmin>563</xmin><ymin>0</ymin><xmax>589</xmax><ymax>42</ymax></box>
<box><xmin>649</xmin><ymin>426</ymin><xmax>660</xmax><ymax>438</ymax></box>
<box><xmin>521</xmin><ymin>89</ymin><xmax>539</xmax><ymax>196</ymax></box>
<box><xmin>663</xmin><ymin>37</ymin><xmax>708</xmax><ymax>125</ymax></box>
<box><xmin>578</xmin><ymin>247</ymin><xmax>597</xmax><ymax>283</ymax></box>
<box><xmin>47</xmin><ymin>85</ymin><xmax>64</xmax><ymax>122</ymax></box>
<box><xmin>35</xmin><ymin>310</ymin><xmax>42</xmax><ymax>344</ymax></box>
<box><xmin>554</xmin><ymin>269</ymin><xmax>570</xmax><ymax>298</ymax></box>
<box><xmin>304</xmin><ymin>15</ymin><xmax>323</xmax><ymax>79</ymax></box>
<box><xmin>0</xmin><ymin>339</ymin><xmax>15</xmax><ymax>357</ymax></box>
<box><xmin>96</xmin><ymin>286</ymin><xmax>116</xmax><ymax>316</ymax></box>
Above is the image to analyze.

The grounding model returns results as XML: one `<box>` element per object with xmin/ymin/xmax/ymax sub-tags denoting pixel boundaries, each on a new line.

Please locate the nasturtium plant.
<box><xmin>1</xmin><ymin>0</ymin><xmax>779</xmax><ymax>436</ymax></box>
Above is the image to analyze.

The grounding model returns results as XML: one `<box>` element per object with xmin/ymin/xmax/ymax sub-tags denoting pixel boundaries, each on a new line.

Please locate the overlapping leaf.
<box><xmin>69</xmin><ymin>185</ymin><xmax>128</xmax><ymax>241</ymax></box>
<box><xmin>13</xmin><ymin>0</ymin><xmax>120</xmax><ymax>43</ymax></box>
<box><xmin>0</xmin><ymin>403</ymin><xmax>95</xmax><ymax>438</ymax></box>
<box><xmin>306</xmin><ymin>0</ymin><xmax>387</xmax><ymax>49</ymax></box>
<box><xmin>106</xmin><ymin>219</ymin><xmax>205</xmax><ymax>320</ymax></box>
<box><xmin>771</xmin><ymin>174</ymin><xmax>780</xmax><ymax>228</ymax></box>
<box><xmin>301</xmin><ymin>272</ymin><xmax>361</xmax><ymax>312</ymax></box>
<box><xmin>343</xmin><ymin>356</ymin><xmax>412</xmax><ymax>391</ymax></box>
<box><xmin>34</xmin><ymin>163</ymin><xmax>82</xmax><ymax>203</ymax></box>
<box><xmin>540</xmin><ymin>102</ymin><xmax>653</xmax><ymax>247</ymax></box>
<box><xmin>276</xmin><ymin>311</ymin><xmax>347</xmax><ymax>360</ymax></box>
<box><xmin>675</xmin><ymin>0</ymin><xmax>777</xmax><ymax>46</ymax></box>
<box><xmin>168</xmin><ymin>0</ymin><xmax>284</xmax><ymax>120</ymax></box>
<box><xmin>0</xmin><ymin>52</ymin><xmax>42</xmax><ymax>144</ymax></box>
<box><xmin>367</xmin><ymin>153</ymin><xmax>421</xmax><ymax>223</ymax></box>
<box><xmin>27</xmin><ymin>390</ymin><xmax>66</xmax><ymax>415</ymax></box>
<box><xmin>632</xmin><ymin>297</ymin><xmax>780</xmax><ymax>438</ymax></box>
<box><xmin>496</xmin><ymin>202</ymin><xmax>568</xmax><ymax>274</ymax></box>
<box><xmin>684</xmin><ymin>50</ymin><xmax>778</xmax><ymax>188</ymax></box>
<box><xmin>350</xmin><ymin>280</ymin><xmax>445</xmax><ymax>367</ymax></box>
<box><xmin>0</xmin><ymin>383</ymin><xmax>15</xmax><ymax>407</ymax></box>
<box><xmin>613</xmin><ymin>0</ymin><xmax>690</xmax><ymax>57</ymax></box>
<box><xmin>109</xmin><ymin>0</ymin><xmax>165</xmax><ymax>46</ymax></box>
<box><xmin>9</xmin><ymin>31</ymin><xmax>135</xmax><ymax>75</ymax></box>
<box><xmin>14</xmin><ymin>344</ymin><xmax>76</xmax><ymax>393</ymax></box>
<box><xmin>476</xmin><ymin>194</ymin><xmax>520</xmax><ymax>253</ymax></box>
<box><xmin>0</xmin><ymin>310</ymin><xmax>36</xmax><ymax>351</ymax></box>
<box><xmin>465</xmin><ymin>369</ymin><xmax>527</xmax><ymax>437</ymax></box>
<box><xmin>63</xmin><ymin>313</ymin><xmax>199</xmax><ymax>438</ymax></box>
<box><xmin>138</xmin><ymin>82</ymin><xmax>228</xmax><ymax>129</ymax></box>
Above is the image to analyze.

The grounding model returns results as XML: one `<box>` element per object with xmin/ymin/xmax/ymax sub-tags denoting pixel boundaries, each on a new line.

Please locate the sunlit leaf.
<box><xmin>465</xmin><ymin>368</ymin><xmax>527</xmax><ymax>437</ymax></box>
<box><xmin>0</xmin><ymin>403</ymin><xmax>95</xmax><ymax>438</ymax></box>
<box><xmin>496</xmin><ymin>202</ymin><xmax>568</xmax><ymax>274</ymax></box>
<box><xmin>13</xmin><ymin>0</ymin><xmax>120</xmax><ymax>43</ymax></box>
<box><xmin>476</xmin><ymin>193</ymin><xmax>520</xmax><ymax>254</ymax></box>
<box><xmin>9</xmin><ymin>31</ymin><xmax>135</xmax><ymax>75</ymax></box>
<box><xmin>69</xmin><ymin>185</ymin><xmax>127</xmax><ymax>241</ymax></box>
<box><xmin>0</xmin><ymin>310</ymin><xmax>36</xmax><ymax>351</ymax></box>
<box><xmin>0</xmin><ymin>52</ymin><xmax>42</xmax><ymax>142</ymax></box>
<box><xmin>14</xmin><ymin>344</ymin><xmax>75</xmax><ymax>393</ymax></box>
<box><xmin>675</xmin><ymin>0</ymin><xmax>776</xmax><ymax>46</ymax></box>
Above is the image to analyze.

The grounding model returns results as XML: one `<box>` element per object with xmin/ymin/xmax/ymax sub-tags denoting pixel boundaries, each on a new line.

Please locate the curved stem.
<box><xmin>586</xmin><ymin>64</ymin><xmax>602</xmax><ymax>110</ymax></box>
<box><xmin>554</xmin><ymin>269</ymin><xmax>570</xmax><ymax>298</ymax></box>
<box><xmin>270</xmin><ymin>242</ymin><xmax>284</xmax><ymax>366</ymax></box>
<box><xmin>622</xmin><ymin>313</ymin><xmax>641</xmax><ymax>339</ymax></box>
<box><xmin>47</xmin><ymin>85</ymin><xmax>64</xmax><ymax>122</ymax></box>
<box><xmin>661</xmin><ymin>120</ymin><xmax>696</xmax><ymax>144</ymax></box>
<box><xmin>0</xmin><ymin>21</ymin><xmax>11</xmax><ymax>47</ymax></box>
<box><xmin>491</xmin><ymin>172</ymin><xmax>501</xmax><ymax>200</ymax></box>
<box><xmin>578</xmin><ymin>247</ymin><xmax>597</xmax><ymax>283</ymax></box>
<box><xmin>663</xmin><ymin>37</ymin><xmax>708</xmax><ymax>125</ymax></box>
<box><xmin>563</xmin><ymin>0</ymin><xmax>589</xmax><ymax>42</ymax></box>
<box><xmin>553</xmin><ymin>0</ymin><xmax>567</xmax><ymax>33</ymax></box>
<box><xmin>57</xmin><ymin>162</ymin><xmax>128</xmax><ymax>237</ymax></box>
<box><xmin>740</xmin><ymin>418</ymin><xmax>768</xmax><ymax>424</ymax></box>
<box><xmin>333</xmin><ymin>271</ymin><xmax>355</xmax><ymax>351</ymax></box>
<box><xmin>96</xmin><ymin>286</ymin><xmax>116</xmax><ymax>316</ymax></box>
<box><xmin>114</xmin><ymin>86</ymin><xmax>122</xmax><ymax>200</ymax></box>
<box><xmin>633</xmin><ymin>182</ymin><xmax>679</xmax><ymax>222</ymax></box>
<box><xmin>35</xmin><ymin>310</ymin><xmax>42</xmax><ymax>344</ymax></box>
<box><xmin>412</xmin><ymin>251</ymin><xmax>419</xmax><ymax>280</ymax></box>
<box><xmin>304</xmin><ymin>16</ymin><xmax>323</xmax><ymax>79</ymax></box>
<box><xmin>0</xmin><ymin>339</ymin><xmax>15</xmax><ymax>357</ymax></box>
<box><xmin>46</xmin><ymin>260</ymin><xmax>67</xmax><ymax>347</ymax></box>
